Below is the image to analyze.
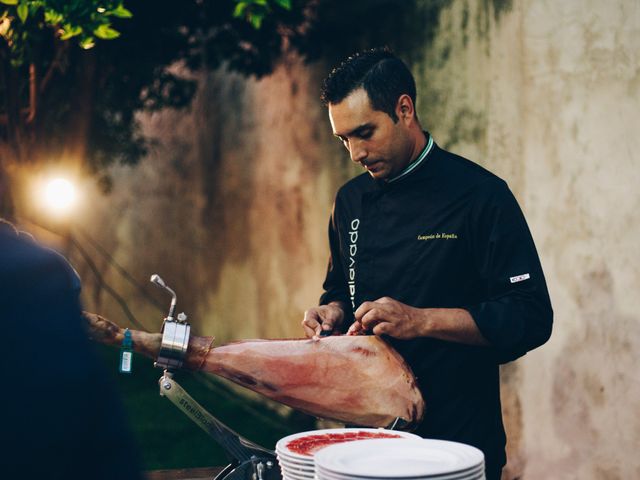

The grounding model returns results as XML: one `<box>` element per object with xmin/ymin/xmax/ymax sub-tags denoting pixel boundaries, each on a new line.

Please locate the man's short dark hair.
<box><xmin>320</xmin><ymin>47</ymin><xmax>417</xmax><ymax>122</ymax></box>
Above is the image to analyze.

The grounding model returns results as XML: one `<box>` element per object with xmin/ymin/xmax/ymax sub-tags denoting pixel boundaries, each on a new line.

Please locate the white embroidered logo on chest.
<box><xmin>510</xmin><ymin>273</ymin><xmax>530</xmax><ymax>283</ymax></box>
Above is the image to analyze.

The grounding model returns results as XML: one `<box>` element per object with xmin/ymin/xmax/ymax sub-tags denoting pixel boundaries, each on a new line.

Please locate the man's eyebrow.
<box><xmin>334</xmin><ymin>123</ymin><xmax>374</xmax><ymax>139</ymax></box>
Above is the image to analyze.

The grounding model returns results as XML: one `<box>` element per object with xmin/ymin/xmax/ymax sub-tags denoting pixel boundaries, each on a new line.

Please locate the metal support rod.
<box><xmin>159</xmin><ymin>372</ymin><xmax>275</xmax><ymax>463</ymax></box>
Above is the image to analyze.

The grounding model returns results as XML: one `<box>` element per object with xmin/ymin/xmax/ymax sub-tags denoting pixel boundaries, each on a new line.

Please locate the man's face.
<box><xmin>328</xmin><ymin>88</ymin><xmax>413</xmax><ymax>180</ymax></box>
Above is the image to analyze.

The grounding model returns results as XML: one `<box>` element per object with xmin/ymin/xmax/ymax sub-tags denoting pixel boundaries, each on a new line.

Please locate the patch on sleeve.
<box><xmin>510</xmin><ymin>273</ymin><xmax>530</xmax><ymax>284</ymax></box>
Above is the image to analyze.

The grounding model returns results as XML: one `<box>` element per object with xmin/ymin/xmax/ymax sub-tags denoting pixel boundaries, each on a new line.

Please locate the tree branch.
<box><xmin>69</xmin><ymin>233</ymin><xmax>148</xmax><ymax>331</ymax></box>
<box><xmin>25</xmin><ymin>63</ymin><xmax>37</xmax><ymax>124</ymax></box>
<box><xmin>40</xmin><ymin>39</ymin><xmax>68</xmax><ymax>95</ymax></box>
<box><xmin>0</xmin><ymin>108</ymin><xmax>31</xmax><ymax>126</ymax></box>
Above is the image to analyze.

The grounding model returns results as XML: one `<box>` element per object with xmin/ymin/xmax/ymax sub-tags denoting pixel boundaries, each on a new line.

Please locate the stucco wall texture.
<box><xmin>75</xmin><ymin>1</ymin><xmax>639</xmax><ymax>478</ymax></box>
<box><xmin>414</xmin><ymin>1</ymin><xmax>640</xmax><ymax>478</ymax></box>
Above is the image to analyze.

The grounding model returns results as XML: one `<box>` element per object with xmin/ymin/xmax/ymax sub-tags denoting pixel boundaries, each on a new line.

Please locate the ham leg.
<box><xmin>84</xmin><ymin>312</ymin><xmax>424</xmax><ymax>429</ymax></box>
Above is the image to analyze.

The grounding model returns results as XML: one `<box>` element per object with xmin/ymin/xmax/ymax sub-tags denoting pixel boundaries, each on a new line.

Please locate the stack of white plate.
<box><xmin>314</xmin><ymin>439</ymin><xmax>485</xmax><ymax>480</ymax></box>
<box><xmin>275</xmin><ymin>428</ymin><xmax>422</xmax><ymax>480</ymax></box>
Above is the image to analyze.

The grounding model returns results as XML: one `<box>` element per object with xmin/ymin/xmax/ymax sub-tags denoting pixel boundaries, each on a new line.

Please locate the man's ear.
<box><xmin>396</xmin><ymin>94</ymin><xmax>415</xmax><ymax>123</ymax></box>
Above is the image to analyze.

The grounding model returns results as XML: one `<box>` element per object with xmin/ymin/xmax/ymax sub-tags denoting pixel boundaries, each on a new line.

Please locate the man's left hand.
<box><xmin>348</xmin><ymin>297</ymin><xmax>426</xmax><ymax>339</ymax></box>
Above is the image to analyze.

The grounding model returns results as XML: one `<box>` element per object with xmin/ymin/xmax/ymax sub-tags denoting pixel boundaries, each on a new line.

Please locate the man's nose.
<box><xmin>350</xmin><ymin>141</ymin><xmax>367</xmax><ymax>163</ymax></box>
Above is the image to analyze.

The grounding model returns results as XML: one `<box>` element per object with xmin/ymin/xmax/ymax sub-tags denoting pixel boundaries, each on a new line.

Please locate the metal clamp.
<box><xmin>155</xmin><ymin>316</ymin><xmax>190</xmax><ymax>371</ymax></box>
<box><xmin>151</xmin><ymin>274</ymin><xmax>191</xmax><ymax>371</ymax></box>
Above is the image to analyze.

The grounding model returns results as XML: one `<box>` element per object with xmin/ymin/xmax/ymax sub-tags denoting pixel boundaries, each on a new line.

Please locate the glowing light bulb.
<box><xmin>43</xmin><ymin>178</ymin><xmax>76</xmax><ymax>213</ymax></box>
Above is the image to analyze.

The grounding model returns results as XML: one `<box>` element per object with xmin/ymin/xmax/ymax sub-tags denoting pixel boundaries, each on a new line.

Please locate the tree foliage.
<box><xmin>0</xmin><ymin>0</ymin><xmax>436</xmax><ymax>209</ymax></box>
<box><xmin>0</xmin><ymin>0</ymin><xmax>132</xmax><ymax>63</ymax></box>
<box><xmin>0</xmin><ymin>0</ymin><xmax>303</xmax><ymax>179</ymax></box>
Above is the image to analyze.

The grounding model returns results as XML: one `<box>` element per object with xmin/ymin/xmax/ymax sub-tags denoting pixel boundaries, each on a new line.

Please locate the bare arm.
<box><xmin>348</xmin><ymin>297</ymin><xmax>489</xmax><ymax>346</ymax></box>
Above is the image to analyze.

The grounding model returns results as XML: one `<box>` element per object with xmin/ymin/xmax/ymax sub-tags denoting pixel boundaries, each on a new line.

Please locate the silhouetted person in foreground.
<box><xmin>0</xmin><ymin>219</ymin><xmax>143</xmax><ymax>480</ymax></box>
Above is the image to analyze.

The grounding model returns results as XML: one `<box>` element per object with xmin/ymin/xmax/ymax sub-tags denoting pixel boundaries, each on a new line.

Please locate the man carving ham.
<box><xmin>302</xmin><ymin>48</ymin><xmax>553</xmax><ymax>480</ymax></box>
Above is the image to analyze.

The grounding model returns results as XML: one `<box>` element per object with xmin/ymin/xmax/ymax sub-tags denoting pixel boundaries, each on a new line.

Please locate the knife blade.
<box><xmin>319</xmin><ymin>327</ymin><xmax>333</xmax><ymax>337</ymax></box>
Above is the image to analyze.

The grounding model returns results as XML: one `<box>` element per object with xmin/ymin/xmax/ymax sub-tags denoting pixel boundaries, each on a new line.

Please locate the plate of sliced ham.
<box><xmin>277</xmin><ymin>428</ymin><xmax>420</xmax><ymax>459</ymax></box>
<box><xmin>276</xmin><ymin>428</ymin><xmax>421</xmax><ymax>480</ymax></box>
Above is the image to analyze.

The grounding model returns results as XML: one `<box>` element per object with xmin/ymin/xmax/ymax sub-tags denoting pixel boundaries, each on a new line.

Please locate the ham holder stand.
<box><xmin>150</xmin><ymin>274</ymin><xmax>282</xmax><ymax>480</ymax></box>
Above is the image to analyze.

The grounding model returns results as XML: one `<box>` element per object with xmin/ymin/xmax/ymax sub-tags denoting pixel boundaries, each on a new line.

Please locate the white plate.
<box><xmin>316</xmin><ymin>473</ymin><xmax>485</xmax><ymax>480</ymax></box>
<box><xmin>281</xmin><ymin>469</ymin><xmax>315</xmax><ymax>480</ymax></box>
<box><xmin>315</xmin><ymin>462</ymin><xmax>485</xmax><ymax>480</ymax></box>
<box><xmin>278</xmin><ymin>459</ymin><xmax>315</xmax><ymax>471</ymax></box>
<box><xmin>316</xmin><ymin>474</ymin><xmax>484</xmax><ymax>480</ymax></box>
<box><xmin>278</xmin><ymin>454</ymin><xmax>315</xmax><ymax>467</ymax></box>
<box><xmin>280</xmin><ymin>462</ymin><xmax>316</xmax><ymax>474</ymax></box>
<box><xmin>314</xmin><ymin>439</ymin><xmax>484</xmax><ymax>478</ymax></box>
<box><xmin>315</xmin><ymin>464</ymin><xmax>485</xmax><ymax>480</ymax></box>
<box><xmin>277</xmin><ymin>428</ymin><xmax>421</xmax><ymax>461</ymax></box>
<box><xmin>277</xmin><ymin>450</ymin><xmax>315</xmax><ymax>462</ymax></box>
<box><xmin>316</xmin><ymin>460</ymin><xmax>485</xmax><ymax>475</ymax></box>
<box><xmin>279</xmin><ymin>457</ymin><xmax>315</xmax><ymax>466</ymax></box>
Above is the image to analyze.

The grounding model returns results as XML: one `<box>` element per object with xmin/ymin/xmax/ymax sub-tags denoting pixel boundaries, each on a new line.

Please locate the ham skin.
<box><xmin>83</xmin><ymin>312</ymin><xmax>424</xmax><ymax>429</ymax></box>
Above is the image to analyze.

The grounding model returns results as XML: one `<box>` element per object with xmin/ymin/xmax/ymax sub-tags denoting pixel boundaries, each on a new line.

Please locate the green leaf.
<box><xmin>0</xmin><ymin>0</ymin><xmax>19</xmax><ymax>6</ymax></box>
<box><xmin>59</xmin><ymin>24</ymin><xmax>82</xmax><ymax>40</ymax></box>
<box><xmin>17</xmin><ymin>3</ymin><xmax>27</xmax><ymax>23</ymax></box>
<box><xmin>233</xmin><ymin>2</ymin><xmax>247</xmax><ymax>18</ymax></box>
<box><xmin>109</xmin><ymin>5</ymin><xmax>133</xmax><ymax>18</ymax></box>
<box><xmin>79</xmin><ymin>36</ymin><xmax>95</xmax><ymax>49</ymax></box>
<box><xmin>44</xmin><ymin>9</ymin><xmax>64</xmax><ymax>25</ymax></box>
<box><xmin>94</xmin><ymin>24</ymin><xmax>120</xmax><ymax>40</ymax></box>
<box><xmin>249</xmin><ymin>13</ymin><xmax>263</xmax><ymax>29</ymax></box>
<box><xmin>273</xmin><ymin>0</ymin><xmax>291</xmax><ymax>8</ymax></box>
<box><xmin>0</xmin><ymin>17</ymin><xmax>10</xmax><ymax>37</ymax></box>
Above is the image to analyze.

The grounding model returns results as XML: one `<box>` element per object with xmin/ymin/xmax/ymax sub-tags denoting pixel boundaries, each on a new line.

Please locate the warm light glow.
<box><xmin>43</xmin><ymin>178</ymin><xmax>77</xmax><ymax>213</ymax></box>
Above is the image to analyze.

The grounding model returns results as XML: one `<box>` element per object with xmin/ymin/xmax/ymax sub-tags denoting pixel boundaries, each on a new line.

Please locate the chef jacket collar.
<box><xmin>373</xmin><ymin>132</ymin><xmax>434</xmax><ymax>189</ymax></box>
<box><xmin>388</xmin><ymin>132</ymin><xmax>434</xmax><ymax>183</ymax></box>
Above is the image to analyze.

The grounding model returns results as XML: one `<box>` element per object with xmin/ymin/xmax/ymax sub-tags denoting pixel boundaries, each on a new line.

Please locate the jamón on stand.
<box><xmin>84</xmin><ymin>312</ymin><xmax>424</xmax><ymax>429</ymax></box>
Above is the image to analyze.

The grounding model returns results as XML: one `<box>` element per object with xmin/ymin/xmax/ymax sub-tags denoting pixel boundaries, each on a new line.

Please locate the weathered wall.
<box><xmin>414</xmin><ymin>1</ymin><xmax>640</xmax><ymax>478</ymax></box>
<box><xmin>67</xmin><ymin>0</ymin><xmax>639</xmax><ymax>478</ymax></box>
<box><xmin>75</xmin><ymin>59</ymin><xmax>358</xmax><ymax>341</ymax></box>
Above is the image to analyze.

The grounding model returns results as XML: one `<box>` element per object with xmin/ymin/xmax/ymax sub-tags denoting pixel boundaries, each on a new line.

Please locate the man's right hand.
<box><xmin>302</xmin><ymin>302</ymin><xmax>346</xmax><ymax>339</ymax></box>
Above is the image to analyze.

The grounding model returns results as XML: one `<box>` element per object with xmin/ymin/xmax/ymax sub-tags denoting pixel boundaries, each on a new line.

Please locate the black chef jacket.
<box><xmin>319</xmin><ymin>137</ymin><xmax>553</xmax><ymax>474</ymax></box>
